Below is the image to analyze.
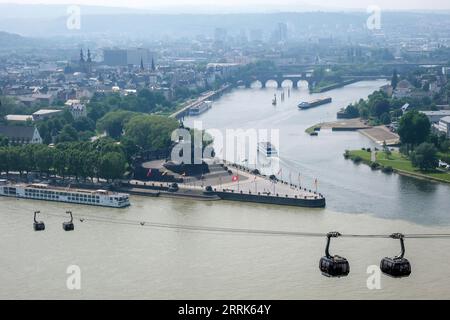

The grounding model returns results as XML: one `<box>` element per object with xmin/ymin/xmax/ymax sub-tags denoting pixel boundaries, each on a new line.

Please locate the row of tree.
<box><xmin>0</xmin><ymin>139</ymin><xmax>127</xmax><ymax>181</ymax></box>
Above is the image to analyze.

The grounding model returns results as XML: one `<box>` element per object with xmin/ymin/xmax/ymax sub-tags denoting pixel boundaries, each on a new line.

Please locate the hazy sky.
<box><xmin>1</xmin><ymin>0</ymin><xmax>450</xmax><ymax>11</ymax></box>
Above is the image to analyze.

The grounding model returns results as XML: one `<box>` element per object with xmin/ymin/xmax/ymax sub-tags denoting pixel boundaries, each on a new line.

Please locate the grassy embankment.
<box><xmin>345</xmin><ymin>149</ymin><xmax>450</xmax><ymax>184</ymax></box>
<box><xmin>305</xmin><ymin>124</ymin><xmax>323</xmax><ymax>134</ymax></box>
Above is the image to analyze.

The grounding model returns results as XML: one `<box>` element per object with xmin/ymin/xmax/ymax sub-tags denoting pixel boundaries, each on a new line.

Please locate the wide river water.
<box><xmin>2</xmin><ymin>80</ymin><xmax>450</xmax><ymax>299</ymax></box>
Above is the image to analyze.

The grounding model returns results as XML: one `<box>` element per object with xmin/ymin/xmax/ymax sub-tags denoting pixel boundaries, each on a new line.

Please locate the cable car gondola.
<box><xmin>62</xmin><ymin>211</ymin><xmax>74</xmax><ymax>231</ymax></box>
<box><xmin>33</xmin><ymin>211</ymin><xmax>45</xmax><ymax>231</ymax></box>
<box><xmin>380</xmin><ymin>233</ymin><xmax>411</xmax><ymax>278</ymax></box>
<box><xmin>319</xmin><ymin>232</ymin><xmax>350</xmax><ymax>277</ymax></box>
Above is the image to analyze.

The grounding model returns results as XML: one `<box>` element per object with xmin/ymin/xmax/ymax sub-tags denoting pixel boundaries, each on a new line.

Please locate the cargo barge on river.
<box><xmin>298</xmin><ymin>97</ymin><xmax>332</xmax><ymax>109</ymax></box>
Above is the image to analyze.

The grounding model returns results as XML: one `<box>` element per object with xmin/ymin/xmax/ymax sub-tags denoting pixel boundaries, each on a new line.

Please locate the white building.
<box><xmin>393</xmin><ymin>80</ymin><xmax>413</xmax><ymax>99</ymax></box>
<box><xmin>5</xmin><ymin>115</ymin><xmax>34</xmax><ymax>122</ymax></box>
<box><xmin>32</xmin><ymin>109</ymin><xmax>63</xmax><ymax>121</ymax></box>
<box><xmin>68</xmin><ymin>103</ymin><xmax>87</xmax><ymax>119</ymax></box>
<box><xmin>438</xmin><ymin>116</ymin><xmax>450</xmax><ymax>138</ymax></box>
<box><xmin>420</xmin><ymin>110</ymin><xmax>450</xmax><ymax>124</ymax></box>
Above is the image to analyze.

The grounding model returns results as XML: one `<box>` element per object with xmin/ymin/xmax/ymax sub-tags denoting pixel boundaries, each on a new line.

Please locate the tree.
<box><xmin>344</xmin><ymin>104</ymin><xmax>359</xmax><ymax>118</ymax></box>
<box><xmin>55</xmin><ymin>124</ymin><xmax>79</xmax><ymax>143</ymax></box>
<box><xmin>66</xmin><ymin>148</ymin><xmax>83</xmax><ymax>180</ymax></box>
<box><xmin>83</xmin><ymin>150</ymin><xmax>99</xmax><ymax>181</ymax></box>
<box><xmin>123</xmin><ymin>115</ymin><xmax>179</xmax><ymax>153</ymax></box>
<box><xmin>7</xmin><ymin>147</ymin><xmax>25</xmax><ymax>176</ymax></box>
<box><xmin>391</xmin><ymin>69</ymin><xmax>399</xmax><ymax>90</ymax></box>
<box><xmin>0</xmin><ymin>134</ymin><xmax>8</xmax><ymax>147</ymax></box>
<box><xmin>72</xmin><ymin>117</ymin><xmax>95</xmax><ymax>132</ymax></box>
<box><xmin>370</xmin><ymin>97</ymin><xmax>390</xmax><ymax>118</ymax></box>
<box><xmin>411</xmin><ymin>142</ymin><xmax>438</xmax><ymax>171</ymax></box>
<box><xmin>99</xmin><ymin>152</ymin><xmax>126</xmax><ymax>181</ymax></box>
<box><xmin>34</xmin><ymin>146</ymin><xmax>54</xmax><ymax>176</ymax></box>
<box><xmin>0</xmin><ymin>147</ymin><xmax>9</xmax><ymax>174</ymax></box>
<box><xmin>97</xmin><ymin>110</ymin><xmax>136</xmax><ymax>139</ymax></box>
<box><xmin>380</xmin><ymin>112</ymin><xmax>391</xmax><ymax>125</ymax></box>
<box><xmin>398</xmin><ymin>110</ymin><xmax>431</xmax><ymax>152</ymax></box>
<box><xmin>53</xmin><ymin>149</ymin><xmax>67</xmax><ymax>178</ymax></box>
<box><xmin>383</xmin><ymin>141</ymin><xmax>392</xmax><ymax>157</ymax></box>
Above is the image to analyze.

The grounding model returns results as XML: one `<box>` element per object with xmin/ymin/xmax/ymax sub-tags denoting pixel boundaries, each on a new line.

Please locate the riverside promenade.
<box><xmin>122</xmin><ymin>159</ymin><xmax>325</xmax><ymax>208</ymax></box>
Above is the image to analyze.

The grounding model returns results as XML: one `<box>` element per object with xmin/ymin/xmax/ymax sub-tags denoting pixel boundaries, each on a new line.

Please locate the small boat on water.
<box><xmin>298</xmin><ymin>97</ymin><xmax>332</xmax><ymax>109</ymax></box>
<box><xmin>258</xmin><ymin>142</ymin><xmax>278</xmax><ymax>157</ymax></box>
<box><xmin>0</xmin><ymin>180</ymin><xmax>130</xmax><ymax>208</ymax></box>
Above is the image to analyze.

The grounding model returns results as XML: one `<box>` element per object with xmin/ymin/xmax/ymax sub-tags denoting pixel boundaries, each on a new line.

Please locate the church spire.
<box><xmin>87</xmin><ymin>49</ymin><xmax>92</xmax><ymax>63</ymax></box>
<box><xmin>151</xmin><ymin>57</ymin><xmax>155</xmax><ymax>71</ymax></box>
<box><xmin>140</xmin><ymin>57</ymin><xmax>144</xmax><ymax>71</ymax></box>
<box><xmin>80</xmin><ymin>49</ymin><xmax>85</xmax><ymax>63</ymax></box>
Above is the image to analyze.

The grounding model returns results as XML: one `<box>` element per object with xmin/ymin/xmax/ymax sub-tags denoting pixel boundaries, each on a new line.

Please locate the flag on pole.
<box><xmin>277</xmin><ymin>167</ymin><xmax>283</xmax><ymax>182</ymax></box>
<box><xmin>146</xmin><ymin>168</ymin><xmax>152</xmax><ymax>177</ymax></box>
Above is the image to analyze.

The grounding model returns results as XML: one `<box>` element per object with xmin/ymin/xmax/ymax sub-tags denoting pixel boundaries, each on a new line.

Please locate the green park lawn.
<box><xmin>347</xmin><ymin>150</ymin><xmax>450</xmax><ymax>183</ymax></box>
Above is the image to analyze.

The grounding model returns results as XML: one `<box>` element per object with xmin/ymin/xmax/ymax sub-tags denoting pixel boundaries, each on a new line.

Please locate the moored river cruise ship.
<box><xmin>0</xmin><ymin>180</ymin><xmax>130</xmax><ymax>208</ymax></box>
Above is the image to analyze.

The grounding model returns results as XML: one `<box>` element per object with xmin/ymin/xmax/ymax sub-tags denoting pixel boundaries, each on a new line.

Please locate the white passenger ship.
<box><xmin>0</xmin><ymin>180</ymin><xmax>130</xmax><ymax>208</ymax></box>
<box><xmin>189</xmin><ymin>100</ymin><xmax>212</xmax><ymax>116</ymax></box>
<box><xmin>257</xmin><ymin>142</ymin><xmax>278</xmax><ymax>157</ymax></box>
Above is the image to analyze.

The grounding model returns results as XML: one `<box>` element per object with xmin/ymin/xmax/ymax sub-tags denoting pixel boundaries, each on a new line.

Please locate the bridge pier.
<box><xmin>277</xmin><ymin>80</ymin><xmax>283</xmax><ymax>89</ymax></box>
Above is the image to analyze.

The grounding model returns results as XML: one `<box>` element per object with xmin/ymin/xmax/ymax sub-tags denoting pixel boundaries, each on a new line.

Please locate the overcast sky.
<box><xmin>1</xmin><ymin>0</ymin><xmax>449</xmax><ymax>11</ymax></box>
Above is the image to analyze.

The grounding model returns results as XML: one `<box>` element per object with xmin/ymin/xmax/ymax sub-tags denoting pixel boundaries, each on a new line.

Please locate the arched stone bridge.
<box><xmin>236</xmin><ymin>73</ymin><xmax>318</xmax><ymax>89</ymax></box>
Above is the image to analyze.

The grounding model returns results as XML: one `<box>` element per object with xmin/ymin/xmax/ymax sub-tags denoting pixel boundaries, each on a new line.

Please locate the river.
<box><xmin>1</xmin><ymin>80</ymin><xmax>450</xmax><ymax>299</ymax></box>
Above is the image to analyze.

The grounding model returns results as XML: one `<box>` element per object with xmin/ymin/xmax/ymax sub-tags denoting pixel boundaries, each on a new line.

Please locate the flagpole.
<box><xmin>237</xmin><ymin>163</ymin><xmax>240</xmax><ymax>192</ymax></box>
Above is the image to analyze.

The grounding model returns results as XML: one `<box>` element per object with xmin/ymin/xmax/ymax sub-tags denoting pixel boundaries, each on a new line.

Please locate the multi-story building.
<box><xmin>103</xmin><ymin>48</ymin><xmax>155</xmax><ymax>67</ymax></box>
<box><xmin>438</xmin><ymin>116</ymin><xmax>450</xmax><ymax>138</ymax></box>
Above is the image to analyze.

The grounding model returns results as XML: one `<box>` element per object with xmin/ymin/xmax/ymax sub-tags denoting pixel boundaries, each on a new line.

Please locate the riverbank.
<box><xmin>310</xmin><ymin>79</ymin><xmax>360</xmax><ymax>93</ymax></box>
<box><xmin>345</xmin><ymin>149</ymin><xmax>450</xmax><ymax>184</ymax></box>
<box><xmin>305</xmin><ymin>118</ymin><xmax>370</xmax><ymax>134</ymax></box>
<box><xmin>169</xmin><ymin>84</ymin><xmax>231</xmax><ymax>119</ymax></box>
<box><xmin>305</xmin><ymin>118</ymin><xmax>399</xmax><ymax>145</ymax></box>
